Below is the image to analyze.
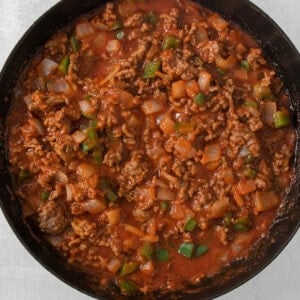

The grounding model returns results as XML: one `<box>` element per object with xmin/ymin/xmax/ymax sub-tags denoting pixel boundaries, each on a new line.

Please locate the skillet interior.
<box><xmin>0</xmin><ymin>0</ymin><xmax>299</xmax><ymax>299</ymax></box>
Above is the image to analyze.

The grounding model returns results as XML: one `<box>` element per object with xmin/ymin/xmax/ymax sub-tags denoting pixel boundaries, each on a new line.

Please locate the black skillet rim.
<box><xmin>0</xmin><ymin>0</ymin><xmax>299</xmax><ymax>299</ymax></box>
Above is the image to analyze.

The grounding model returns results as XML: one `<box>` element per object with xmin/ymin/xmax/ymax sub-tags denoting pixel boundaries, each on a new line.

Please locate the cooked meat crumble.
<box><xmin>6</xmin><ymin>0</ymin><xmax>296</xmax><ymax>296</ymax></box>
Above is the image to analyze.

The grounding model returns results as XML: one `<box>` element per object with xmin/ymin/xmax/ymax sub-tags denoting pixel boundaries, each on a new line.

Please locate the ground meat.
<box><xmin>71</xmin><ymin>217</ymin><xmax>97</xmax><ymax>239</ymax></box>
<box><xmin>37</xmin><ymin>200</ymin><xmax>68</xmax><ymax>234</ymax></box>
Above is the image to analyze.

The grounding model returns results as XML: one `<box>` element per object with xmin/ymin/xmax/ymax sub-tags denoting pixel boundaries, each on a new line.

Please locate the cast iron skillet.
<box><xmin>0</xmin><ymin>0</ymin><xmax>299</xmax><ymax>299</ymax></box>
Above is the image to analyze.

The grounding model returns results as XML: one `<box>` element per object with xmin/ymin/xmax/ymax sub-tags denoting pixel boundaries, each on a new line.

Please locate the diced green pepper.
<box><xmin>140</xmin><ymin>243</ymin><xmax>154</xmax><ymax>260</ymax></box>
<box><xmin>178</xmin><ymin>243</ymin><xmax>194</xmax><ymax>258</ymax></box>
<box><xmin>244</xmin><ymin>154</ymin><xmax>254</xmax><ymax>164</ymax></box>
<box><xmin>195</xmin><ymin>245</ymin><xmax>208</xmax><ymax>257</ymax></box>
<box><xmin>58</xmin><ymin>55</ymin><xmax>70</xmax><ymax>75</ymax></box>
<box><xmin>174</xmin><ymin>122</ymin><xmax>195</xmax><ymax>134</ymax></box>
<box><xmin>111</xmin><ymin>20</ymin><xmax>122</xmax><ymax>30</ymax></box>
<box><xmin>240</xmin><ymin>60</ymin><xmax>252</xmax><ymax>71</ymax></box>
<box><xmin>253</xmin><ymin>83</ymin><xmax>272</xmax><ymax>100</ymax></box>
<box><xmin>184</xmin><ymin>218</ymin><xmax>198</xmax><ymax>232</ymax></box>
<box><xmin>244</xmin><ymin>168</ymin><xmax>257</xmax><ymax>179</ymax></box>
<box><xmin>144</xmin><ymin>11</ymin><xmax>158</xmax><ymax>25</ymax></box>
<box><xmin>217</xmin><ymin>67</ymin><xmax>226</xmax><ymax>75</ymax></box>
<box><xmin>161</xmin><ymin>201</ymin><xmax>169</xmax><ymax>212</ymax></box>
<box><xmin>244</xmin><ymin>99</ymin><xmax>258</xmax><ymax>108</ymax></box>
<box><xmin>156</xmin><ymin>248</ymin><xmax>169</xmax><ymax>262</ymax></box>
<box><xmin>90</xmin><ymin>119</ymin><xmax>97</xmax><ymax>128</ymax></box>
<box><xmin>82</xmin><ymin>127</ymin><xmax>99</xmax><ymax>153</ymax></box>
<box><xmin>194</xmin><ymin>93</ymin><xmax>206</xmax><ymax>106</ymax></box>
<box><xmin>41</xmin><ymin>191</ymin><xmax>50</xmax><ymax>201</ymax></box>
<box><xmin>223</xmin><ymin>212</ymin><xmax>232</xmax><ymax>227</ymax></box>
<box><xmin>274</xmin><ymin>110</ymin><xmax>290</xmax><ymax>128</ymax></box>
<box><xmin>106</xmin><ymin>189</ymin><xmax>118</xmax><ymax>202</ymax></box>
<box><xmin>143</xmin><ymin>60</ymin><xmax>161</xmax><ymax>79</ymax></box>
<box><xmin>162</xmin><ymin>36</ymin><xmax>180</xmax><ymax>50</ymax></box>
<box><xmin>120</xmin><ymin>280</ymin><xmax>137</xmax><ymax>294</ymax></box>
<box><xmin>85</xmin><ymin>94</ymin><xmax>92</xmax><ymax>100</ymax></box>
<box><xmin>92</xmin><ymin>148</ymin><xmax>103</xmax><ymax>165</ymax></box>
<box><xmin>233</xmin><ymin>216</ymin><xmax>251</xmax><ymax>232</ymax></box>
<box><xmin>100</xmin><ymin>178</ymin><xmax>112</xmax><ymax>190</ymax></box>
<box><xmin>191</xmin><ymin>56</ymin><xmax>203</xmax><ymax>67</ymax></box>
<box><xmin>116</xmin><ymin>30</ymin><xmax>125</xmax><ymax>40</ymax></box>
<box><xmin>70</xmin><ymin>34</ymin><xmax>79</xmax><ymax>52</ymax></box>
<box><xmin>120</xmin><ymin>262</ymin><xmax>139</xmax><ymax>276</ymax></box>
<box><xmin>18</xmin><ymin>169</ymin><xmax>31</xmax><ymax>183</ymax></box>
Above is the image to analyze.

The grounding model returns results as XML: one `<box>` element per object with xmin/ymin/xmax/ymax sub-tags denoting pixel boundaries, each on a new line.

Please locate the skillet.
<box><xmin>0</xmin><ymin>0</ymin><xmax>299</xmax><ymax>299</ymax></box>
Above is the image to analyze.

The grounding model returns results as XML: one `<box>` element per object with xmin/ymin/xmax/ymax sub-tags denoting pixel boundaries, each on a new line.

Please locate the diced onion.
<box><xmin>106</xmin><ymin>208</ymin><xmax>121</xmax><ymax>226</ymax></box>
<box><xmin>201</xmin><ymin>144</ymin><xmax>222</xmax><ymax>165</ymax></box>
<box><xmin>124</xmin><ymin>224</ymin><xmax>144</xmax><ymax>237</ymax></box>
<box><xmin>81</xmin><ymin>198</ymin><xmax>106</xmax><ymax>214</ymax></box>
<box><xmin>107</xmin><ymin>258</ymin><xmax>122</xmax><ymax>273</ymax></box>
<box><xmin>159</xmin><ymin>115</ymin><xmax>175</xmax><ymax>135</ymax></box>
<box><xmin>262</xmin><ymin>101</ymin><xmax>277</xmax><ymax>125</ymax></box>
<box><xmin>47</xmin><ymin>235</ymin><xmax>64</xmax><ymax>247</ymax></box>
<box><xmin>39</xmin><ymin>58</ymin><xmax>58</xmax><ymax>76</ymax></box>
<box><xmin>207</xmin><ymin>13</ymin><xmax>228</xmax><ymax>31</ymax></box>
<box><xmin>215</xmin><ymin>55</ymin><xmax>237</xmax><ymax>70</ymax></box>
<box><xmin>172</xmin><ymin>80</ymin><xmax>187</xmax><ymax>99</ymax></box>
<box><xmin>77</xmin><ymin>163</ymin><xmax>96</xmax><ymax>179</ymax></box>
<box><xmin>239</xmin><ymin>145</ymin><xmax>250</xmax><ymax>157</ymax></box>
<box><xmin>65</xmin><ymin>184</ymin><xmax>73</xmax><ymax>202</ymax></box>
<box><xmin>174</xmin><ymin>137</ymin><xmax>197</xmax><ymax>159</ymax></box>
<box><xmin>47</xmin><ymin>79</ymin><xmax>69</xmax><ymax>93</ymax></box>
<box><xmin>55</xmin><ymin>171</ymin><xmax>68</xmax><ymax>184</ymax></box>
<box><xmin>141</xmin><ymin>100</ymin><xmax>163</xmax><ymax>115</ymax></box>
<box><xmin>79</xmin><ymin>100</ymin><xmax>94</xmax><ymax>117</ymax></box>
<box><xmin>155</xmin><ymin>178</ymin><xmax>168</xmax><ymax>189</ymax></box>
<box><xmin>106</xmin><ymin>40</ymin><xmax>121</xmax><ymax>54</ymax></box>
<box><xmin>140</xmin><ymin>235</ymin><xmax>159</xmax><ymax>243</ymax></box>
<box><xmin>23</xmin><ymin>95</ymin><xmax>32</xmax><ymax>107</ymax></box>
<box><xmin>29</xmin><ymin>117</ymin><xmax>45</xmax><ymax>135</ymax></box>
<box><xmin>76</xmin><ymin>23</ymin><xmax>94</xmax><ymax>39</ymax></box>
<box><xmin>157</xmin><ymin>187</ymin><xmax>175</xmax><ymax>201</ymax></box>
<box><xmin>140</xmin><ymin>261</ymin><xmax>154</xmax><ymax>275</ymax></box>
<box><xmin>198</xmin><ymin>71</ymin><xmax>212</xmax><ymax>92</ymax></box>
<box><xmin>196</xmin><ymin>27</ymin><xmax>208</xmax><ymax>42</ymax></box>
<box><xmin>72</xmin><ymin>130</ymin><xmax>87</xmax><ymax>144</ymax></box>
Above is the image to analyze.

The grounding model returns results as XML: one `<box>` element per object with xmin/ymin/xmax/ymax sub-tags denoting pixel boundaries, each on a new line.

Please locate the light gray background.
<box><xmin>0</xmin><ymin>0</ymin><xmax>299</xmax><ymax>299</ymax></box>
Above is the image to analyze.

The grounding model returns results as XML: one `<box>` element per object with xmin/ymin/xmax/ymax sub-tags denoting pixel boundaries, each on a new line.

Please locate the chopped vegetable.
<box><xmin>162</xmin><ymin>35</ymin><xmax>180</xmax><ymax>50</ymax></box>
<box><xmin>141</xmin><ymin>99</ymin><xmax>163</xmax><ymax>115</ymax></box>
<box><xmin>120</xmin><ymin>262</ymin><xmax>139</xmax><ymax>276</ymax></box>
<box><xmin>116</xmin><ymin>30</ymin><xmax>125</xmax><ymax>40</ymax></box>
<box><xmin>172</xmin><ymin>80</ymin><xmax>187</xmax><ymax>99</ymax></box>
<box><xmin>140</xmin><ymin>243</ymin><xmax>154</xmax><ymax>260</ymax></box>
<box><xmin>215</xmin><ymin>55</ymin><xmax>236</xmax><ymax>70</ymax></box>
<box><xmin>106</xmin><ymin>190</ymin><xmax>118</xmax><ymax>202</ymax></box>
<box><xmin>174</xmin><ymin>137</ymin><xmax>197</xmax><ymax>159</ymax></box>
<box><xmin>82</xmin><ymin>127</ymin><xmax>99</xmax><ymax>152</ymax></box>
<box><xmin>223</xmin><ymin>212</ymin><xmax>232</xmax><ymax>227</ymax></box>
<box><xmin>143</xmin><ymin>60</ymin><xmax>161</xmax><ymax>79</ymax></box>
<box><xmin>184</xmin><ymin>218</ymin><xmax>198</xmax><ymax>232</ymax></box>
<box><xmin>198</xmin><ymin>71</ymin><xmax>212</xmax><ymax>92</ymax></box>
<box><xmin>244</xmin><ymin>168</ymin><xmax>257</xmax><ymax>179</ymax></box>
<box><xmin>274</xmin><ymin>110</ymin><xmax>290</xmax><ymax>128</ymax></box>
<box><xmin>58</xmin><ymin>55</ymin><xmax>70</xmax><ymax>75</ymax></box>
<box><xmin>18</xmin><ymin>169</ymin><xmax>31</xmax><ymax>183</ymax></box>
<box><xmin>178</xmin><ymin>242</ymin><xmax>194</xmax><ymax>258</ymax></box>
<box><xmin>233</xmin><ymin>216</ymin><xmax>251</xmax><ymax>232</ymax></box>
<box><xmin>120</xmin><ymin>280</ymin><xmax>137</xmax><ymax>294</ymax></box>
<box><xmin>70</xmin><ymin>34</ymin><xmax>79</xmax><ymax>52</ymax></box>
<box><xmin>195</xmin><ymin>245</ymin><xmax>208</xmax><ymax>257</ymax></box>
<box><xmin>254</xmin><ymin>191</ymin><xmax>280</xmax><ymax>213</ymax></box>
<box><xmin>244</xmin><ymin>99</ymin><xmax>258</xmax><ymax>108</ymax></box>
<box><xmin>157</xmin><ymin>187</ymin><xmax>175</xmax><ymax>201</ymax></box>
<box><xmin>111</xmin><ymin>20</ymin><xmax>122</xmax><ymax>30</ymax></box>
<box><xmin>144</xmin><ymin>11</ymin><xmax>158</xmax><ymax>25</ymax></box>
<box><xmin>236</xmin><ymin>180</ymin><xmax>256</xmax><ymax>195</ymax></box>
<box><xmin>186</xmin><ymin>80</ymin><xmax>200</xmax><ymax>98</ymax></box>
<box><xmin>41</xmin><ymin>191</ymin><xmax>50</xmax><ymax>201</ymax></box>
<box><xmin>107</xmin><ymin>258</ymin><xmax>122</xmax><ymax>273</ymax></box>
<box><xmin>210</xmin><ymin>198</ymin><xmax>229</xmax><ymax>219</ymax></box>
<box><xmin>174</xmin><ymin>122</ymin><xmax>195</xmax><ymax>134</ymax></box>
<box><xmin>232</xmin><ymin>187</ymin><xmax>244</xmax><ymax>208</ymax></box>
<box><xmin>216</xmin><ymin>67</ymin><xmax>226</xmax><ymax>75</ymax></box>
<box><xmin>207</xmin><ymin>13</ymin><xmax>228</xmax><ymax>31</ymax></box>
<box><xmin>92</xmin><ymin>148</ymin><xmax>103</xmax><ymax>165</ymax></box>
<box><xmin>77</xmin><ymin>163</ymin><xmax>96</xmax><ymax>179</ymax></box>
<box><xmin>106</xmin><ymin>208</ymin><xmax>121</xmax><ymax>226</ymax></box>
<box><xmin>191</xmin><ymin>56</ymin><xmax>203</xmax><ymax>67</ymax></box>
<box><xmin>201</xmin><ymin>144</ymin><xmax>222</xmax><ymax>165</ymax></box>
<box><xmin>38</xmin><ymin>58</ymin><xmax>58</xmax><ymax>76</ymax></box>
<box><xmin>159</xmin><ymin>115</ymin><xmax>175</xmax><ymax>135</ymax></box>
<box><xmin>253</xmin><ymin>83</ymin><xmax>272</xmax><ymax>100</ymax></box>
<box><xmin>79</xmin><ymin>100</ymin><xmax>95</xmax><ymax>118</ymax></box>
<box><xmin>194</xmin><ymin>93</ymin><xmax>206</xmax><ymax>105</ymax></box>
<box><xmin>76</xmin><ymin>23</ymin><xmax>94</xmax><ymax>39</ymax></box>
<box><xmin>240</xmin><ymin>60</ymin><xmax>252</xmax><ymax>71</ymax></box>
<box><xmin>262</xmin><ymin>101</ymin><xmax>277</xmax><ymax>125</ymax></box>
<box><xmin>100</xmin><ymin>178</ymin><xmax>118</xmax><ymax>202</ymax></box>
<box><xmin>100</xmin><ymin>178</ymin><xmax>112</xmax><ymax>190</ymax></box>
<box><xmin>244</xmin><ymin>154</ymin><xmax>254</xmax><ymax>164</ymax></box>
<box><xmin>161</xmin><ymin>201</ymin><xmax>169</xmax><ymax>212</ymax></box>
<box><xmin>156</xmin><ymin>248</ymin><xmax>169</xmax><ymax>262</ymax></box>
<box><xmin>81</xmin><ymin>198</ymin><xmax>106</xmax><ymax>214</ymax></box>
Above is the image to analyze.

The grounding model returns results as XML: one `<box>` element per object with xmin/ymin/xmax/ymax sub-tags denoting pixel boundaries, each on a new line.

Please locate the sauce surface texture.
<box><xmin>7</xmin><ymin>0</ymin><xmax>296</xmax><ymax>296</ymax></box>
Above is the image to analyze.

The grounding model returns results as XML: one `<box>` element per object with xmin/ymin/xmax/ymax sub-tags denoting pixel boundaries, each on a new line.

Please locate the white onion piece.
<box><xmin>196</xmin><ymin>27</ymin><xmax>208</xmax><ymax>42</ymax></box>
<box><xmin>141</xmin><ymin>100</ymin><xmax>164</xmax><ymax>115</ymax></box>
<box><xmin>79</xmin><ymin>100</ymin><xmax>94</xmax><ymax>117</ymax></box>
<box><xmin>140</xmin><ymin>261</ymin><xmax>154</xmax><ymax>275</ymax></box>
<box><xmin>39</xmin><ymin>58</ymin><xmax>58</xmax><ymax>76</ymax></box>
<box><xmin>157</xmin><ymin>187</ymin><xmax>175</xmax><ymax>201</ymax></box>
<box><xmin>107</xmin><ymin>257</ymin><xmax>122</xmax><ymax>273</ymax></box>
<box><xmin>262</xmin><ymin>101</ymin><xmax>277</xmax><ymax>125</ymax></box>
<box><xmin>48</xmin><ymin>79</ymin><xmax>69</xmax><ymax>93</ymax></box>
<box><xmin>29</xmin><ymin>118</ymin><xmax>45</xmax><ymax>135</ymax></box>
<box><xmin>47</xmin><ymin>235</ymin><xmax>64</xmax><ymax>247</ymax></box>
<box><xmin>72</xmin><ymin>130</ymin><xmax>87</xmax><ymax>144</ymax></box>
<box><xmin>239</xmin><ymin>145</ymin><xmax>250</xmax><ymax>157</ymax></box>
<box><xmin>81</xmin><ymin>199</ymin><xmax>106</xmax><ymax>214</ymax></box>
<box><xmin>23</xmin><ymin>95</ymin><xmax>32</xmax><ymax>107</ymax></box>
<box><xmin>76</xmin><ymin>23</ymin><xmax>94</xmax><ymax>39</ymax></box>
<box><xmin>106</xmin><ymin>40</ymin><xmax>121</xmax><ymax>54</ymax></box>
<box><xmin>77</xmin><ymin>163</ymin><xmax>96</xmax><ymax>179</ymax></box>
<box><xmin>65</xmin><ymin>184</ymin><xmax>73</xmax><ymax>202</ymax></box>
<box><xmin>198</xmin><ymin>71</ymin><xmax>212</xmax><ymax>92</ymax></box>
<box><xmin>55</xmin><ymin>171</ymin><xmax>68</xmax><ymax>184</ymax></box>
<box><xmin>248</xmin><ymin>107</ymin><xmax>260</xmax><ymax>117</ymax></box>
<box><xmin>155</xmin><ymin>178</ymin><xmax>168</xmax><ymax>189</ymax></box>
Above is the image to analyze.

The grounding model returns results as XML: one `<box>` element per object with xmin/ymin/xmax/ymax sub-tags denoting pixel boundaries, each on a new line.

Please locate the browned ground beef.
<box><xmin>6</xmin><ymin>0</ymin><xmax>296</xmax><ymax>296</ymax></box>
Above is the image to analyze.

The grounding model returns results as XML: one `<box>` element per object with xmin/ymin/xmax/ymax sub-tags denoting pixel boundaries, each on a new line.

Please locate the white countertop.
<box><xmin>0</xmin><ymin>0</ymin><xmax>299</xmax><ymax>299</ymax></box>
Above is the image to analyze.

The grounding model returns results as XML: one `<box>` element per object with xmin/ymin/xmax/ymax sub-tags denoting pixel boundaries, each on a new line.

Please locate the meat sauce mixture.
<box><xmin>7</xmin><ymin>0</ymin><xmax>296</xmax><ymax>296</ymax></box>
